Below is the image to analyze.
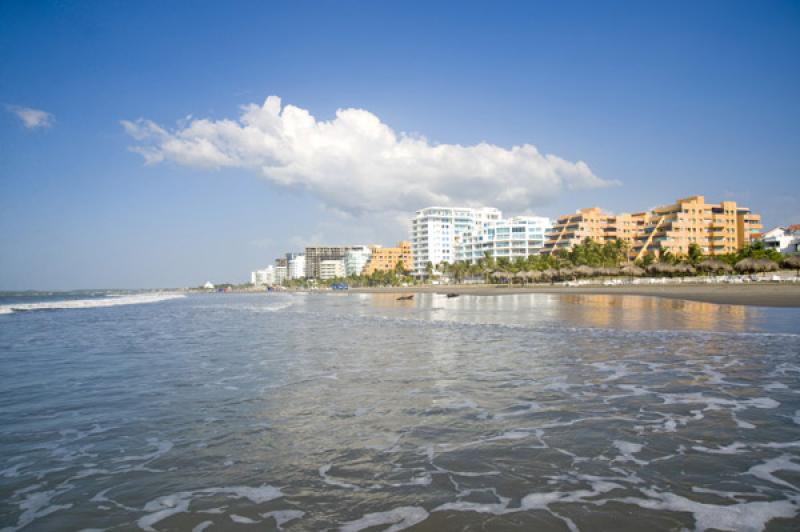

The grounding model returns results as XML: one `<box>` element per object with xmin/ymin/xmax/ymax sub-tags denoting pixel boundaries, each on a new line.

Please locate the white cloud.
<box><xmin>123</xmin><ymin>95</ymin><xmax>618</xmax><ymax>215</ymax></box>
<box><xmin>7</xmin><ymin>105</ymin><xmax>54</xmax><ymax>129</ymax></box>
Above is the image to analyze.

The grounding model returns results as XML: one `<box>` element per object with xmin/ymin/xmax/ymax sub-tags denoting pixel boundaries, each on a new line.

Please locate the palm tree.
<box><xmin>483</xmin><ymin>251</ymin><xmax>496</xmax><ymax>272</ymax></box>
<box><xmin>688</xmin><ymin>243</ymin><xmax>703</xmax><ymax>265</ymax></box>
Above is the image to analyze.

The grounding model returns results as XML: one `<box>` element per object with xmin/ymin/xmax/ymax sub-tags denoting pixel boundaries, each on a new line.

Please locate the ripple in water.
<box><xmin>0</xmin><ymin>292</ymin><xmax>799</xmax><ymax>530</ymax></box>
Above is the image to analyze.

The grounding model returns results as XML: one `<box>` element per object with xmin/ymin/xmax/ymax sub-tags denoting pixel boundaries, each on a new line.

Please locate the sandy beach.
<box><xmin>350</xmin><ymin>282</ymin><xmax>800</xmax><ymax>307</ymax></box>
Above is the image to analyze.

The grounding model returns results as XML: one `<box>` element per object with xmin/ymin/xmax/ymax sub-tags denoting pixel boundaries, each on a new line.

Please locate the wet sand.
<box><xmin>350</xmin><ymin>282</ymin><xmax>800</xmax><ymax>307</ymax></box>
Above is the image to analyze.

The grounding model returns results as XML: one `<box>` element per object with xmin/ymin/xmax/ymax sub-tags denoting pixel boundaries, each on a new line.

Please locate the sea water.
<box><xmin>1</xmin><ymin>291</ymin><xmax>799</xmax><ymax>531</ymax></box>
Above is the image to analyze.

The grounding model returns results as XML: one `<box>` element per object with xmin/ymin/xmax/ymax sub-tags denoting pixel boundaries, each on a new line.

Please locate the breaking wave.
<box><xmin>0</xmin><ymin>293</ymin><xmax>185</xmax><ymax>314</ymax></box>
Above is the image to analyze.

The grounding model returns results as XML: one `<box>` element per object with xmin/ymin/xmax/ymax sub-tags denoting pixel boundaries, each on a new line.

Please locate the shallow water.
<box><xmin>1</xmin><ymin>292</ymin><xmax>799</xmax><ymax>531</ymax></box>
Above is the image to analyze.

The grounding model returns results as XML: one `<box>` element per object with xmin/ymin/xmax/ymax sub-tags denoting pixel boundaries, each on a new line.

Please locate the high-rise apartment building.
<box><xmin>458</xmin><ymin>216</ymin><xmax>552</xmax><ymax>263</ymax></box>
<box><xmin>274</xmin><ymin>265</ymin><xmax>287</xmax><ymax>285</ymax></box>
<box><xmin>286</xmin><ymin>253</ymin><xmax>306</xmax><ymax>280</ymax></box>
<box><xmin>250</xmin><ymin>266</ymin><xmax>275</xmax><ymax>286</ymax></box>
<box><xmin>544</xmin><ymin>208</ymin><xmax>629</xmax><ymax>254</ymax></box>
<box><xmin>410</xmin><ymin>206</ymin><xmax>502</xmax><ymax>275</ymax></box>
<box><xmin>543</xmin><ymin>196</ymin><xmax>762</xmax><ymax>260</ymax></box>
<box><xmin>363</xmin><ymin>241</ymin><xmax>413</xmax><ymax>274</ymax></box>
<box><xmin>319</xmin><ymin>259</ymin><xmax>346</xmax><ymax>280</ymax></box>
<box><xmin>629</xmin><ymin>196</ymin><xmax>762</xmax><ymax>260</ymax></box>
<box><xmin>344</xmin><ymin>246</ymin><xmax>373</xmax><ymax>276</ymax></box>
<box><xmin>305</xmin><ymin>246</ymin><xmax>348</xmax><ymax>279</ymax></box>
<box><xmin>305</xmin><ymin>246</ymin><xmax>369</xmax><ymax>279</ymax></box>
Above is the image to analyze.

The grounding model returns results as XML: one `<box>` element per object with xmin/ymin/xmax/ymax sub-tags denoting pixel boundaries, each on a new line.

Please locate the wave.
<box><xmin>0</xmin><ymin>293</ymin><xmax>185</xmax><ymax>315</ymax></box>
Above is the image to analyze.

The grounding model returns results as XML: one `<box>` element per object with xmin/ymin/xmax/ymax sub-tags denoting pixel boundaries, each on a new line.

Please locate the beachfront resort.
<box><xmin>248</xmin><ymin>195</ymin><xmax>799</xmax><ymax>288</ymax></box>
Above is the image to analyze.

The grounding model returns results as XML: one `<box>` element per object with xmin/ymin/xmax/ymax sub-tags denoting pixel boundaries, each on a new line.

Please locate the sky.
<box><xmin>1</xmin><ymin>1</ymin><xmax>798</xmax><ymax>290</ymax></box>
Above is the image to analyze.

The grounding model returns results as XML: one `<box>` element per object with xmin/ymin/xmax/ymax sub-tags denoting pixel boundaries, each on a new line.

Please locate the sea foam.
<box><xmin>0</xmin><ymin>293</ymin><xmax>185</xmax><ymax>314</ymax></box>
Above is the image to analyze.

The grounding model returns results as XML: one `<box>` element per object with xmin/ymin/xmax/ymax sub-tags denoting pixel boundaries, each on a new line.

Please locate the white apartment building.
<box><xmin>319</xmin><ymin>259</ymin><xmax>346</xmax><ymax>280</ymax></box>
<box><xmin>274</xmin><ymin>265</ymin><xmax>287</xmax><ymax>285</ymax></box>
<box><xmin>250</xmin><ymin>265</ymin><xmax>275</xmax><ymax>286</ymax></box>
<box><xmin>287</xmin><ymin>254</ymin><xmax>306</xmax><ymax>279</ymax></box>
<box><xmin>410</xmin><ymin>206</ymin><xmax>502</xmax><ymax>276</ymax></box>
<box><xmin>344</xmin><ymin>246</ymin><xmax>373</xmax><ymax>276</ymax></box>
<box><xmin>458</xmin><ymin>216</ymin><xmax>552</xmax><ymax>263</ymax></box>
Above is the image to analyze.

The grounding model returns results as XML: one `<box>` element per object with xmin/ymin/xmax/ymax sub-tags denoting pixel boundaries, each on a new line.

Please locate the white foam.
<box><xmin>692</xmin><ymin>442</ymin><xmax>749</xmax><ymax>455</ymax></box>
<box><xmin>0</xmin><ymin>462</ymin><xmax>30</xmax><ymax>478</ymax></box>
<box><xmin>91</xmin><ymin>488</ymin><xmax>138</xmax><ymax>512</ymax></box>
<box><xmin>613</xmin><ymin>440</ymin><xmax>647</xmax><ymax>465</ymax></box>
<box><xmin>191</xmin><ymin>522</ymin><xmax>213</xmax><ymax>532</ymax></box>
<box><xmin>615</xmin><ymin>488</ymin><xmax>799</xmax><ymax>532</ymax></box>
<box><xmin>747</xmin><ymin>455</ymin><xmax>800</xmax><ymax>490</ymax></box>
<box><xmin>493</xmin><ymin>401</ymin><xmax>541</xmax><ymax>419</ymax></box>
<box><xmin>113</xmin><ymin>438</ymin><xmax>173</xmax><ymax>464</ymax></box>
<box><xmin>489</xmin><ymin>430</ymin><xmax>530</xmax><ymax>441</ymax></box>
<box><xmin>434</xmin><ymin>478</ymin><xmax>623</xmax><ymax>532</ymax></box>
<box><xmin>230</xmin><ymin>514</ymin><xmax>258</xmax><ymax>524</ymax></box>
<box><xmin>340</xmin><ymin>506</ymin><xmax>429</xmax><ymax>532</ymax></box>
<box><xmin>434</xmin><ymin>487</ymin><xmax>513</xmax><ymax>516</ymax></box>
<box><xmin>591</xmin><ymin>361</ymin><xmax>632</xmax><ymax>381</ymax></box>
<box><xmin>0</xmin><ymin>293</ymin><xmax>185</xmax><ymax>314</ymax></box>
<box><xmin>657</xmin><ymin>393</ymin><xmax>779</xmax><ymax>430</ymax></box>
<box><xmin>137</xmin><ymin>485</ymin><xmax>282</xmax><ymax>531</ymax></box>
<box><xmin>319</xmin><ymin>464</ymin><xmax>360</xmax><ymax>490</ymax></box>
<box><xmin>261</xmin><ymin>510</ymin><xmax>305</xmax><ymax>530</ymax></box>
<box><xmin>3</xmin><ymin>486</ymin><xmax>74</xmax><ymax>532</ymax></box>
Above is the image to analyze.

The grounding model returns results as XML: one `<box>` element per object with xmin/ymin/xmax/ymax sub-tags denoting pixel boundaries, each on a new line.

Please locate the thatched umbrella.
<box><xmin>735</xmin><ymin>258</ymin><xmax>779</xmax><ymax>273</ymax></box>
<box><xmin>647</xmin><ymin>263</ymin><xmax>675</xmax><ymax>276</ymax></box>
<box><xmin>673</xmin><ymin>263</ymin><xmax>696</xmax><ymax>276</ymax></box>
<box><xmin>599</xmin><ymin>267</ymin><xmax>621</xmax><ymax>277</ymax></box>
<box><xmin>557</xmin><ymin>267</ymin><xmax>576</xmax><ymax>281</ymax></box>
<box><xmin>573</xmin><ymin>265</ymin><xmax>596</xmax><ymax>278</ymax></box>
<box><xmin>498</xmin><ymin>271</ymin><xmax>514</xmax><ymax>283</ymax></box>
<box><xmin>756</xmin><ymin>258</ymin><xmax>779</xmax><ymax>272</ymax></box>
<box><xmin>619</xmin><ymin>264</ymin><xmax>645</xmax><ymax>277</ymax></box>
<box><xmin>527</xmin><ymin>271</ymin><xmax>543</xmax><ymax>283</ymax></box>
<box><xmin>782</xmin><ymin>255</ymin><xmax>800</xmax><ymax>277</ymax></box>
<box><xmin>697</xmin><ymin>259</ymin><xmax>733</xmax><ymax>274</ymax></box>
<box><xmin>513</xmin><ymin>271</ymin><xmax>528</xmax><ymax>284</ymax></box>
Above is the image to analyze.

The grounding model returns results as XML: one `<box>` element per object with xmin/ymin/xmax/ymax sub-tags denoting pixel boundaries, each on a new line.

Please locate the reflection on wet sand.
<box><xmin>554</xmin><ymin>293</ymin><xmax>752</xmax><ymax>331</ymax></box>
<box><xmin>362</xmin><ymin>291</ymin><xmax>758</xmax><ymax>333</ymax></box>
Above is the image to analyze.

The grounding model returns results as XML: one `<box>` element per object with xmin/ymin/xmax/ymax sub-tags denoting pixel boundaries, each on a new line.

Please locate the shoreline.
<box><xmin>348</xmin><ymin>283</ymin><xmax>800</xmax><ymax>308</ymax></box>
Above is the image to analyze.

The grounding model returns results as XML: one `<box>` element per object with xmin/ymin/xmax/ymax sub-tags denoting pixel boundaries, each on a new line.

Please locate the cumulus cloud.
<box><xmin>122</xmin><ymin>95</ymin><xmax>617</xmax><ymax>214</ymax></box>
<box><xmin>6</xmin><ymin>105</ymin><xmax>54</xmax><ymax>129</ymax></box>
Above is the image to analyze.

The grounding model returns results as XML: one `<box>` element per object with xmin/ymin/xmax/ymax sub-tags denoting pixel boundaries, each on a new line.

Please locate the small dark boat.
<box><xmin>446</xmin><ymin>293</ymin><xmax>459</xmax><ymax>298</ymax></box>
<box><xmin>396</xmin><ymin>294</ymin><xmax>414</xmax><ymax>301</ymax></box>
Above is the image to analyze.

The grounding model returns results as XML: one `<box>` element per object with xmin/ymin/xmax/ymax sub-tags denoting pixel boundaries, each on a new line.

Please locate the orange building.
<box><xmin>363</xmin><ymin>241</ymin><xmax>413</xmax><ymax>274</ymax></box>
<box><xmin>630</xmin><ymin>195</ymin><xmax>761</xmax><ymax>260</ymax></box>
<box><xmin>544</xmin><ymin>196</ymin><xmax>762</xmax><ymax>260</ymax></box>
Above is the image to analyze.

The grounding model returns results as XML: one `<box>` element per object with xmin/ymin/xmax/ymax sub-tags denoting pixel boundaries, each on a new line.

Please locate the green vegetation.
<box><xmin>279</xmin><ymin>239</ymin><xmax>788</xmax><ymax>289</ymax></box>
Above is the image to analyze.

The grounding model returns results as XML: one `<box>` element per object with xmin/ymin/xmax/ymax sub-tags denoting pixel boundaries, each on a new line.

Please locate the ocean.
<box><xmin>1</xmin><ymin>291</ymin><xmax>799</xmax><ymax>531</ymax></box>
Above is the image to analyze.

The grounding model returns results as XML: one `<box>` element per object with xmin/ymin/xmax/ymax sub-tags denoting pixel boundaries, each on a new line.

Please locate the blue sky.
<box><xmin>1</xmin><ymin>1</ymin><xmax>798</xmax><ymax>289</ymax></box>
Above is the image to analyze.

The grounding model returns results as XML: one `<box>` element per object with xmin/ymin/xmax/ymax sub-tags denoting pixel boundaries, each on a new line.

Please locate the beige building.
<box><xmin>363</xmin><ymin>241</ymin><xmax>413</xmax><ymax>275</ymax></box>
<box><xmin>319</xmin><ymin>259</ymin><xmax>346</xmax><ymax>280</ymax></box>
<box><xmin>544</xmin><ymin>196</ymin><xmax>762</xmax><ymax>260</ymax></box>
